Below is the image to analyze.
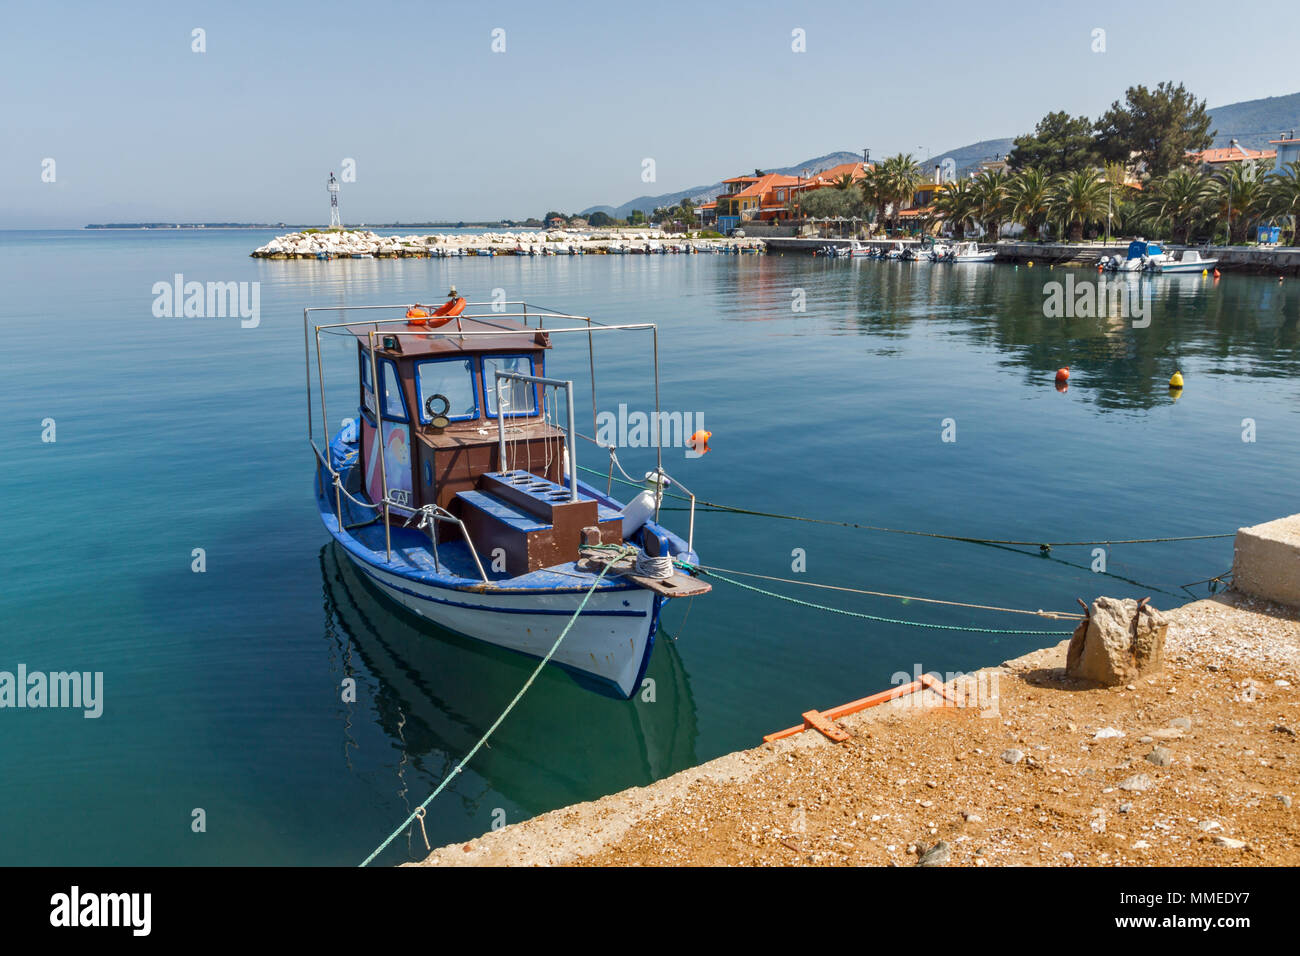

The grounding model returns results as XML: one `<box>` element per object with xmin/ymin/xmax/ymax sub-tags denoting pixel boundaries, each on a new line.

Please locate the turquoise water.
<box><xmin>2</xmin><ymin>229</ymin><xmax>1297</xmax><ymax>865</ymax></box>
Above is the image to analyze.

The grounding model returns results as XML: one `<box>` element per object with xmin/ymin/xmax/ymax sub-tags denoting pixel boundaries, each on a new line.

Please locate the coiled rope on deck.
<box><xmin>358</xmin><ymin>546</ymin><xmax>632</xmax><ymax>867</ymax></box>
<box><xmin>578</xmin><ymin>464</ymin><xmax>1234</xmax><ymax>549</ymax></box>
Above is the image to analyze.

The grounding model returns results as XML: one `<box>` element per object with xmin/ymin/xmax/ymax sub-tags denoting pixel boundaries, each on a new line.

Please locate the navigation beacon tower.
<box><xmin>327</xmin><ymin>172</ymin><xmax>341</xmax><ymax>229</ymax></box>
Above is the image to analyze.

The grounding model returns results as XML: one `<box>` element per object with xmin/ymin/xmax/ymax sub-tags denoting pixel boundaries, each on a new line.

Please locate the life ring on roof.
<box><xmin>407</xmin><ymin>296</ymin><xmax>466</xmax><ymax>327</ymax></box>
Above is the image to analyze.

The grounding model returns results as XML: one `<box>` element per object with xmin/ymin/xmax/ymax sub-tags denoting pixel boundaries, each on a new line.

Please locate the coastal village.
<box><xmin>253</xmin><ymin>114</ymin><xmax>1300</xmax><ymax>270</ymax></box>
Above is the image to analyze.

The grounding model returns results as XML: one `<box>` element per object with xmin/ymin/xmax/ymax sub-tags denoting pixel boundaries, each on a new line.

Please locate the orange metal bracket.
<box><xmin>763</xmin><ymin>674</ymin><xmax>958</xmax><ymax>743</ymax></box>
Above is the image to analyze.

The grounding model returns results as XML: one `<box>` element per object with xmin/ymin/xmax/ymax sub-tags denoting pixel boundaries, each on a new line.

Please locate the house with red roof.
<box><xmin>712</xmin><ymin>173</ymin><xmax>804</xmax><ymax>233</ymax></box>
<box><xmin>1190</xmin><ymin>141</ymin><xmax>1277</xmax><ymax>169</ymax></box>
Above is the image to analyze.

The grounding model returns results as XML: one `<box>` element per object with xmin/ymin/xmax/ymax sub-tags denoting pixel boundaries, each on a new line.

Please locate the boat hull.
<box><xmin>314</xmin><ymin>449</ymin><xmax>686</xmax><ymax>699</ymax></box>
<box><xmin>344</xmin><ymin>552</ymin><xmax>662</xmax><ymax>698</ymax></box>
<box><xmin>1159</xmin><ymin>259</ymin><xmax>1218</xmax><ymax>273</ymax></box>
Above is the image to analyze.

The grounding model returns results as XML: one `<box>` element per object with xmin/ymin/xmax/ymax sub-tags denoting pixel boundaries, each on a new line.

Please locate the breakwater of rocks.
<box><xmin>251</xmin><ymin>229</ymin><xmax>766</xmax><ymax>259</ymax></box>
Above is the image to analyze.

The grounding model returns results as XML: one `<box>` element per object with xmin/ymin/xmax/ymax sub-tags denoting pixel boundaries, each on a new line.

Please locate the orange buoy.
<box><xmin>1213</xmin><ymin>269</ymin><xmax>1221</xmax><ymax>278</ymax></box>
<box><xmin>1055</xmin><ymin>367</ymin><xmax>1070</xmax><ymax>384</ymax></box>
<box><xmin>407</xmin><ymin>295</ymin><xmax>467</xmax><ymax>327</ymax></box>
<box><xmin>688</xmin><ymin>429</ymin><xmax>712</xmax><ymax>455</ymax></box>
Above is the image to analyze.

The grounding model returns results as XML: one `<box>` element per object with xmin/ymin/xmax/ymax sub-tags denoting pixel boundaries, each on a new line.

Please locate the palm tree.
<box><xmin>1048</xmin><ymin>169</ymin><xmax>1108</xmax><ymax>241</ymax></box>
<box><xmin>877</xmin><ymin>153</ymin><xmax>924</xmax><ymax>234</ymax></box>
<box><xmin>1265</xmin><ymin>160</ymin><xmax>1300</xmax><ymax>246</ymax></box>
<box><xmin>1006</xmin><ymin>168</ymin><xmax>1052</xmax><ymax>240</ymax></box>
<box><xmin>933</xmin><ymin>178</ymin><xmax>976</xmax><ymax>239</ymax></box>
<box><xmin>1141</xmin><ymin>167</ymin><xmax>1215</xmax><ymax>244</ymax></box>
<box><xmin>859</xmin><ymin>166</ymin><xmax>889</xmax><ymax>233</ymax></box>
<box><xmin>833</xmin><ymin>172</ymin><xmax>856</xmax><ymax>191</ymax></box>
<box><xmin>1213</xmin><ymin>161</ymin><xmax>1273</xmax><ymax>244</ymax></box>
<box><xmin>970</xmin><ymin>168</ymin><xmax>1011</xmax><ymax>241</ymax></box>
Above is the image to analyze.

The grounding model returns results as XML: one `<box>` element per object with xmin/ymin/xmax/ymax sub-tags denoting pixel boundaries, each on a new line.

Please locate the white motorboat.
<box><xmin>948</xmin><ymin>241</ymin><xmax>996</xmax><ymax>263</ymax></box>
<box><xmin>1149</xmin><ymin>249</ymin><xmax>1218</xmax><ymax>274</ymax></box>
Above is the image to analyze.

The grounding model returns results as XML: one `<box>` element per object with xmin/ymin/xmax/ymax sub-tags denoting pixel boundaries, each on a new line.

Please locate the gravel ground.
<box><xmin>412</xmin><ymin>592</ymin><xmax>1299</xmax><ymax>867</ymax></box>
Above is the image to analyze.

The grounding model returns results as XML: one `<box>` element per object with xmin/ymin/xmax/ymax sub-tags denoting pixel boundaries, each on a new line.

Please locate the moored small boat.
<box><xmin>946</xmin><ymin>241</ymin><xmax>996</xmax><ymax>263</ymax></box>
<box><xmin>1100</xmin><ymin>238</ymin><xmax>1165</xmax><ymax>273</ymax></box>
<box><xmin>1150</xmin><ymin>249</ymin><xmax>1218</xmax><ymax>274</ymax></box>
<box><xmin>305</xmin><ymin>296</ymin><xmax>710</xmax><ymax>698</ymax></box>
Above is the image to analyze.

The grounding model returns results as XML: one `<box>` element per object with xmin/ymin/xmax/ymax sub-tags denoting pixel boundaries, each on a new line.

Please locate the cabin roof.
<box><xmin>350</xmin><ymin>315</ymin><xmax>550</xmax><ymax>359</ymax></box>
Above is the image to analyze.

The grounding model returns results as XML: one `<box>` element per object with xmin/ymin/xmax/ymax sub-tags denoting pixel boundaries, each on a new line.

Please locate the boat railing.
<box><xmin>493</xmin><ymin>369</ymin><xmax>578</xmax><ymax>502</ymax></box>
<box><xmin>309</xmin><ymin>440</ymin><xmax>492</xmax><ymax>584</ymax></box>
<box><xmin>575</xmin><ymin>434</ymin><xmax>697</xmax><ymax>556</ymax></box>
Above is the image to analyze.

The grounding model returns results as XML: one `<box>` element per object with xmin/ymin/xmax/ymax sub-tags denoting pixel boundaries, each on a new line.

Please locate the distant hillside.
<box><xmin>1203</xmin><ymin>92</ymin><xmax>1300</xmax><ymax>150</ymax></box>
<box><xmin>581</xmin><ymin>92</ymin><xmax>1300</xmax><ymax>218</ymax></box>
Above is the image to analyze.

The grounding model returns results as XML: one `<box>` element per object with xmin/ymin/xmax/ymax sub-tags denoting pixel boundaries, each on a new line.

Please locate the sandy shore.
<box><xmin>409</xmin><ymin>591</ymin><xmax>1298</xmax><ymax>867</ymax></box>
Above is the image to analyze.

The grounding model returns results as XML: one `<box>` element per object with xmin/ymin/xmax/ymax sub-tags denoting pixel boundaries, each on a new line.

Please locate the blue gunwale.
<box><xmin>314</xmin><ymin>457</ymin><xmax>699</xmax><ymax>598</ymax></box>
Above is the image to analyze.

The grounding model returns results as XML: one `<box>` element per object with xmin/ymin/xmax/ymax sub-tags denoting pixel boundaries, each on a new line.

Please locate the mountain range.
<box><xmin>581</xmin><ymin>92</ymin><xmax>1300</xmax><ymax>220</ymax></box>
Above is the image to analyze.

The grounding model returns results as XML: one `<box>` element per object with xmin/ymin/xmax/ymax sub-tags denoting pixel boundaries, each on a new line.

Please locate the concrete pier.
<box><xmin>1233</xmin><ymin>514</ymin><xmax>1300</xmax><ymax>608</ymax></box>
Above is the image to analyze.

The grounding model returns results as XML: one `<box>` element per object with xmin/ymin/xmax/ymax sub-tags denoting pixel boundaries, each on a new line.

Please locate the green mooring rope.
<box><xmin>358</xmin><ymin>547</ymin><xmax>631</xmax><ymax>867</ymax></box>
<box><xmin>689</xmin><ymin>565</ymin><xmax>1074</xmax><ymax>636</ymax></box>
<box><xmin>578</xmin><ymin>464</ymin><xmax>1233</xmax><ymax>549</ymax></box>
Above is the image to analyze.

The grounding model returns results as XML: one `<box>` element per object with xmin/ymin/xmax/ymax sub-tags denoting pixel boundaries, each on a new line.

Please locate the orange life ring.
<box><xmin>408</xmin><ymin>295</ymin><xmax>470</xmax><ymax>329</ymax></box>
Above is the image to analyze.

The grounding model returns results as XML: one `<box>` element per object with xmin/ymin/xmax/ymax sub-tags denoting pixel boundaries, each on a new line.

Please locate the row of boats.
<box><xmin>1097</xmin><ymin>239</ymin><xmax>1219</xmax><ymax>274</ymax></box>
<box><xmin>815</xmin><ymin>237</ymin><xmax>1221</xmax><ymax>274</ymax></box>
<box><xmin>817</xmin><ymin>240</ymin><xmax>997</xmax><ymax>263</ymax></box>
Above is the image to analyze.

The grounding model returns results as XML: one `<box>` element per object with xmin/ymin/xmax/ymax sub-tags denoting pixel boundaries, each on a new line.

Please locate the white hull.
<box><xmin>951</xmin><ymin>253</ymin><xmax>996</xmax><ymax>262</ymax></box>
<box><xmin>350</xmin><ymin>554</ymin><xmax>660</xmax><ymax>697</ymax></box>
<box><xmin>1159</xmin><ymin>259</ymin><xmax>1218</xmax><ymax>273</ymax></box>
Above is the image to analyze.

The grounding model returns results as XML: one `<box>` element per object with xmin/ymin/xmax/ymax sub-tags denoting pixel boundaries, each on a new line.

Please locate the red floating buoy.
<box><xmin>1055</xmin><ymin>367</ymin><xmax>1070</xmax><ymax>384</ymax></box>
<box><xmin>1213</xmin><ymin>269</ymin><xmax>1221</xmax><ymax>278</ymax></box>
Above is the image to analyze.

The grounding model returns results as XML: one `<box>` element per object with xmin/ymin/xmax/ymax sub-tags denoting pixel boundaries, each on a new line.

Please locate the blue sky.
<box><xmin>3</xmin><ymin>0</ymin><xmax>1298</xmax><ymax>227</ymax></box>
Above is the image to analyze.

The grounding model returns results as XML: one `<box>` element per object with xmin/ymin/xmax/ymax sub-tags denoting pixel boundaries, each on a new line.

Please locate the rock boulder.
<box><xmin>1066</xmin><ymin>596</ymin><xmax>1168</xmax><ymax>685</ymax></box>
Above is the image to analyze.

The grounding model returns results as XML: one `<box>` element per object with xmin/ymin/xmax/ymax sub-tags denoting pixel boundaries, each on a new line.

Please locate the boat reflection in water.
<box><xmin>319</xmin><ymin>543</ymin><xmax>699</xmax><ymax>826</ymax></box>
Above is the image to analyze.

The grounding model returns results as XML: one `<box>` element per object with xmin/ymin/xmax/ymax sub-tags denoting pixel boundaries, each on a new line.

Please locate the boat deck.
<box><xmin>322</xmin><ymin>466</ymin><xmax>660</xmax><ymax>592</ymax></box>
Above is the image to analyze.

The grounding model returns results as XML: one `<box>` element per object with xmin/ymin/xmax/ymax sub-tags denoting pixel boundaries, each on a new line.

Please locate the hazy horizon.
<box><xmin>4</xmin><ymin>0</ymin><xmax>1299</xmax><ymax>228</ymax></box>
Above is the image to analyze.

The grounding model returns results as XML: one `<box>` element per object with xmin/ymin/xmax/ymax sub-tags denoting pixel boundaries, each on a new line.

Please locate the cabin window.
<box><xmin>381</xmin><ymin>358</ymin><xmax>408</xmax><ymax>421</ymax></box>
<box><xmin>482</xmin><ymin>354</ymin><xmax>538</xmax><ymax>417</ymax></box>
<box><xmin>415</xmin><ymin>357</ymin><xmax>478</xmax><ymax>423</ymax></box>
<box><xmin>359</xmin><ymin>348</ymin><xmax>374</xmax><ymax>415</ymax></box>
<box><xmin>360</xmin><ymin>350</ymin><xmax>407</xmax><ymax>422</ymax></box>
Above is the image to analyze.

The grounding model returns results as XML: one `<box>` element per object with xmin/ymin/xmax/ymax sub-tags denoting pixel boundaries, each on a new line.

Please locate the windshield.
<box><xmin>416</xmin><ymin>357</ymin><xmax>478</xmax><ymax>423</ymax></box>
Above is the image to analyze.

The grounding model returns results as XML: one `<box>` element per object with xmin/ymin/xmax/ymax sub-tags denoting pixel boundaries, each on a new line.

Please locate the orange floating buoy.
<box><xmin>407</xmin><ymin>292</ymin><xmax>467</xmax><ymax>327</ymax></box>
<box><xmin>1055</xmin><ymin>367</ymin><xmax>1070</xmax><ymax>384</ymax></box>
<box><xmin>688</xmin><ymin>429</ymin><xmax>712</xmax><ymax>455</ymax></box>
<box><xmin>1213</xmin><ymin>269</ymin><xmax>1221</xmax><ymax>278</ymax></box>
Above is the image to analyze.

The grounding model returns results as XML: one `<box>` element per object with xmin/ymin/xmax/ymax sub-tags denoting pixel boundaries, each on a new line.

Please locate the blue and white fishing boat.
<box><xmin>1100</xmin><ymin>238</ymin><xmax>1166</xmax><ymax>273</ymax></box>
<box><xmin>305</xmin><ymin>297</ymin><xmax>710</xmax><ymax>698</ymax></box>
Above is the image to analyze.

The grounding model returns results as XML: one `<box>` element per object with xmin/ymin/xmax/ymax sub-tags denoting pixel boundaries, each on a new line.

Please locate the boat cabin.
<box><xmin>350</xmin><ymin>315</ymin><xmax>624</xmax><ymax>574</ymax></box>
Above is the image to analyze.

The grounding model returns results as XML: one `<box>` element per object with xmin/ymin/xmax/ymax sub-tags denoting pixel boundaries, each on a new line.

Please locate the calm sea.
<box><xmin>1</xmin><ymin>229</ymin><xmax>1297</xmax><ymax>865</ymax></box>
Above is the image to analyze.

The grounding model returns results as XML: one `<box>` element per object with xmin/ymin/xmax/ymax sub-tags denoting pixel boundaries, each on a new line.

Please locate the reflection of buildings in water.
<box><xmin>318</xmin><ymin>544</ymin><xmax>698</xmax><ymax>817</ymax></box>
